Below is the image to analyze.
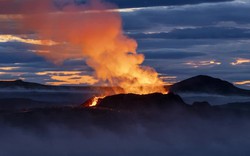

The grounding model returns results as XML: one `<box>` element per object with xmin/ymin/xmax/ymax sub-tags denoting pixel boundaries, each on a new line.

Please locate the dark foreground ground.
<box><xmin>1</xmin><ymin>93</ymin><xmax>250</xmax><ymax>156</ymax></box>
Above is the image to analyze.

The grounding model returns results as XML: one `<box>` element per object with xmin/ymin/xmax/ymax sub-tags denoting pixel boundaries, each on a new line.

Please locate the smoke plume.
<box><xmin>19</xmin><ymin>0</ymin><xmax>166</xmax><ymax>94</ymax></box>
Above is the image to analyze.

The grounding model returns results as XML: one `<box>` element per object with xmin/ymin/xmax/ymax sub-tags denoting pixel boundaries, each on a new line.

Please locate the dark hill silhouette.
<box><xmin>0</xmin><ymin>98</ymin><xmax>58</xmax><ymax>110</ymax></box>
<box><xmin>169</xmin><ymin>75</ymin><xmax>250</xmax><ymax>96</ymax></box>
<box><xmin>0</xmin><ymin>79</ymin><xmax>92</xmax><ymax>90</ymax></box>
<box><xmin>1</xmin><ymin>90</ymin><xmax>250</xmax><ymax>136</ymax></box>
<box><xmin>1</xmin><ymin>75</ymin><xmax>250</xmax><ymax>96</ymax></box>
<box><xmin>0</xmin><ymin>80</ymin><xmax>119</xmax><ymax>93</ymax></box>
<box><xmin>3</xmin><ymin>92</ymin><xmax>250</xmax><ymax>131</ymax></box>
<box><xmin>82</xmin><ymin>93</ymin><xmax>189</xmax><ymax>112</ymax></box>
<box><xmin>0</xmin><ymin>79</ymin><xmax>52</xmax><ymax>89</ymax></box>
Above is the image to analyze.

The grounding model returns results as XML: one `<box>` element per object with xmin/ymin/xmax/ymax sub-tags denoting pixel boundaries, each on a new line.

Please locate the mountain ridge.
<box><xmin>0</xmin><ymin>79</ymin><xmax>93</xmax><ymax>90</ymax></box>
<box><xmin>169</xmin><ymin>75</ymin><xmax>250</xmax><ymax>96</ymax></box>
<box><xmin>1</xmin><ymin>75</ymin><xmax>250</xmax><ymax>96</ymax></box>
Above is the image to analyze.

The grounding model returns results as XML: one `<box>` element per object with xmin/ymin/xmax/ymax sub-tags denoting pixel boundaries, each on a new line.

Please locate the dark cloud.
<box><xmin>0</xmin><ymin>0</ymin><xmax>234</xmax><ymax>14</ymax></box>
<box><xmin>105</xmin><ymin>0</ymin><xmax>234</xmax><ymax>8</ymax></box>
<box><xmin>143</xmin><ymin>51</ymin><xmax>205</xmax><ymax>59</ymax></box>
<box><xmin>0</xmin><ymin>52</ymin><xmax>44</xmax><ymax>64</ymax></box>
<box><xmin>136</xmin><ymin>39</ymin><xmax>229</xmax><ymax>50</ymax></box>
<box><xmin>0</xmin><ymin>43</ymin><xmax>45</xmax><ymax>64</ymax></box>
<box><xmin>122</xmin><ymin>2</ymin><xmax>250</xmax><ymax>32</ymax></box>
<box><xmin>131</xmin><ymin>27</ymin><xmax>250</xmax><ymax>39</ymax></box>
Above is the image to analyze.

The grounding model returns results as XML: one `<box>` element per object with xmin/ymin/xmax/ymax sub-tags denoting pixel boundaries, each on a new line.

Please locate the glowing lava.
<box><xmin>88</xmin><ymin>96</ymin><xmax>105</xmax><ymax>107</ymax></box>
<box><xmin>88</xmin><ymin>90</ymin><xmax>169</xmax><ymax>107</ymax></box>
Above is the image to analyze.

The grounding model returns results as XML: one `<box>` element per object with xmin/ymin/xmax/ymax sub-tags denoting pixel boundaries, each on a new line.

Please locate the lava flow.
<box><xmin>88</xmin><ymin>96</ymin><xmax>105</xmax><ymax>107</ymax></box>
<box><xmin>87</xmin><ymin>90</ymin><xmax>169</xmax><ymax>108</ymax></box>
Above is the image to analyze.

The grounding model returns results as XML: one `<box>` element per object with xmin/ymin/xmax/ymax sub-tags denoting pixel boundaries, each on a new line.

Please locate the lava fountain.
<box><xmin>87</xmin><ymin>96</ymin><xmax>106</xmax><ymax>107</ymax></box>
<box><xmin>18</xmin><ymin>0</ymin><xmax>168</xmax><ymax>104</ymax></box>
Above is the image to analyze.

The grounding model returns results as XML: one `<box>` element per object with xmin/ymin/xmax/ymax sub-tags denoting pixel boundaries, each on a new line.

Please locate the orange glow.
<box><xmin>0</xmin><ymin>67</ymin><xmax>20</xmax><ymax>71</ymax></box>
<box><xmin>49</xmin><ymin>75</ymin><xmax>97</xmax><ymax>86</ymax></box>
<box><xmin>20</xmin><ymin>0</ymin><xmax>167</xmax><ymax>95</ymax></box>
<box><xmin>231</xmin><ymin>58</ymin><xmax>250</xmax><ymax>65</ymax></box>
<box><xmin>234</xmin><ymin>80</ymin><xmax>250</xmax><ymax>85</ymax></box>
<box><xmin>0</xmin><ymin>35</ymin><xmax>57</xmax><ymax>46</ymax></box>
<box><xmin>36</xmin><ymin>71</ymin><xmax>82</xmax><ymax>75</ymax></box>
<box><xmin>36</xmin><ymin>71</ymin><xmax>98</xmax><ymax>85</ymax></box>
<box><xmin>0</xmin><ymin>15</ymin><xmax>23</xmax><ymax>21</ymax></box>
<box><xmin>88</xmin><ymin>96</ymin><xmax>105</xmax><ymax>107</ymax></box>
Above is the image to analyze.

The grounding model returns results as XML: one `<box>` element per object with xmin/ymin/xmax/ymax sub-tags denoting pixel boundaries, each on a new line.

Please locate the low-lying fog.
<box><xmin>1</xmin><ymin>112</ymin><xmax>250</xmax><ymax>156</ymax></box>
<box><xmin>1</xmin><ymin>89</ymin><xmax>250</xmax><ymax>155</ymax></box>
<box><xmin>180</xmin><ymin>93</ymin><xmax>250</xmax><ymax>105</ymax></box>
<box><xmin>1</xmin><ymin>89</ymin><xmax>250</xmax><ymax>107</ymax></box>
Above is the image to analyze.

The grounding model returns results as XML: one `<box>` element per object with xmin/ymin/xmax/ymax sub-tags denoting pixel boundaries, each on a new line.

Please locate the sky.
<box><xmin>0</xmin><ymin>0</ymin><xmax>250</xmax><ymax>88</ymax></box>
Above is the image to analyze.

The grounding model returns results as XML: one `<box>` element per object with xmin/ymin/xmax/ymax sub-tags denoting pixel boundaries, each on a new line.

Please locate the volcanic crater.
<box><xmin>82</xmin><ymin>93</ymin><xmax>189</xmax><ymax>111</ymax></box>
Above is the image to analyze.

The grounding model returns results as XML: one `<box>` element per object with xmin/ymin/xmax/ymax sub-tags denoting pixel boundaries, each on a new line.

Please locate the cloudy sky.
<box><xmin>0</xmin><ymin>0</ymin><xmax>250</xmax><ymax>88</ymax></box>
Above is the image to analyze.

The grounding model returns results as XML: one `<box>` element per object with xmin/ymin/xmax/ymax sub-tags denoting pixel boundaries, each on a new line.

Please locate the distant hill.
<box><xmin>0</xmin><ymin>80</ymin><xmax>50</xmax><ymax>89</ymax></box>
<box><xmin>82</xmin><ymin>93</ymin><xmax>187</xmax><ymax>111</ymax></box>
<box><xmin>2</xmin><ymin>76</ymin><xmax>250</xmax><ymax>96</ymax></box>
<box><xmin>0</xmin><ymin>79</ymin><xmax>92</xmax><ymax>91</ymax></box>
<box><xmin>169</xmin><ymin>75</ymin><xmax>250</xmax><ymax>96</ymax></box>
<box><xmin>0</xmin><ymin>98</ymin><xmax>58</xmax><ymax>110</ymax></box>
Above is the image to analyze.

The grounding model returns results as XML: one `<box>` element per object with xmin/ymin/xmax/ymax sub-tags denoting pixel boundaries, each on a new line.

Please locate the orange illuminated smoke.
<box><xmin>20</xmin><ymin>0</ymin><xmax>167</xmax><ymax>95</ymax></box>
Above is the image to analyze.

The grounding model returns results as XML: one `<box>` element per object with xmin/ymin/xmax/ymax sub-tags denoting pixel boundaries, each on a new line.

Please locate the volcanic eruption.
<box><xmin>82</xmin><ymin>93</ymin><xmax>187</xmax><ymax>111</ymax></box>
<box><xmin>18</xmin><ymin>0</ymin><xmax>167</xmax><ymax>106</ymax></box>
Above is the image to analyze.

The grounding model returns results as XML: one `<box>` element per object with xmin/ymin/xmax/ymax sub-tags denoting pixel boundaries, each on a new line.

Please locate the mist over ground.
<box><xmin>1</xmin><ymin>78</ymin><xmax>250</xmax><ymax>156</ymax></box>
<box><xmin>1</xmin><ymin>89</ymin><xmax>250</xmax><ymax>110</ymax></box>
<box><xmin>1</xmin><ymin>107</ymin><xmax>250</xmax><ymax>156</ymax></box>
<box><xmin>1</xmin><ymin>91</ymin><xmax>250</xmax><ymax>156</ymax></box>
<box><xmin>180</xmin><ymin>93</ymin><xmax>250</xmax><ymax>105</ymax></box>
